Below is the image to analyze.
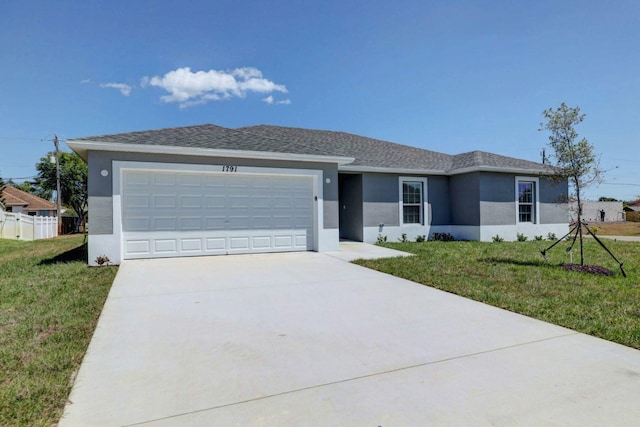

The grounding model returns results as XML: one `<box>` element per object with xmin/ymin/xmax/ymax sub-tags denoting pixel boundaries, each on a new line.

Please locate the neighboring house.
<box><xmin>0</xmin><ymin>186</ymin><xmax>57</xmax><ymax>216</ymax></box>
<box><xmin>67</xmin><ymin>124</ymin><xmax>569</xmax><ymax>265</ymax></box>
<box><xmin>570</xmin><ymin>200</ymin><xmax>625</xmax><ymax>223</ymax></box>
<box><xmin>624</xmin><ymin>200</ymin><xmax>640</xmax><ymax>212</ymax></box>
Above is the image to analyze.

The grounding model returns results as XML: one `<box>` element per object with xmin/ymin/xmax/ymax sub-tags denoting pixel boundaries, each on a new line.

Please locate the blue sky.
<box><xmin>1</xmin><ymin>0</ymin><xmax>639</xmax><ymax>200</ymax></box>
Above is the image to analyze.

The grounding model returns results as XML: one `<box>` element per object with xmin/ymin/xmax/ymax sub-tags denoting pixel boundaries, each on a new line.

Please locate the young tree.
<box><xmin>0</xmin><ymin>172</ymin><xmax>5</xmax><ymax>210</ymax></box>
<box><xmin>35</xmin><ymin>152</ymin><xmax>88</xmax><ymax>232</ymax></box>
<box><xmin>540</xmin><ymin>102</ymin><xmax>602</xmax><ymax>265</ymax></box>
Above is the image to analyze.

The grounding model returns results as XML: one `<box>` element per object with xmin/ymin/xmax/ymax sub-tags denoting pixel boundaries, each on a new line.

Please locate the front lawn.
<box><xmin>0</xmin><ymin>235</ymin><xmax>117</xmax><ymax>426</ymax></box>
<box><xmin>355</xmin><ymin>239</ymin><xmax>640</xmax><ymax>349</ymax></box>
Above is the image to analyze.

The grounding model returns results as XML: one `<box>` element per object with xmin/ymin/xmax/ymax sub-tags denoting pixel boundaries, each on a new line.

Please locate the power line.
<box><xmin>599</xmin><ymin>182</ymin><xmax>640</xmax><ymax>187</ymax></box>
<box><xmin>4</xmin><ymin>176</ymin><xmax>37</xmax><ymax>180</ymax></box>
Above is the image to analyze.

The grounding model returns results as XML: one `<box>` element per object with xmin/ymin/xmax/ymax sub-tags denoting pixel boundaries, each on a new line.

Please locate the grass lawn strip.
<box><xmin>355</xmin><ymin>240</ymin><xmax>640</xmax><ymax>350</ymax></box>
<box><xmin>0</xmin><ymin>236</ymin><xmax>117</xmax><ymax>426</ymax></box>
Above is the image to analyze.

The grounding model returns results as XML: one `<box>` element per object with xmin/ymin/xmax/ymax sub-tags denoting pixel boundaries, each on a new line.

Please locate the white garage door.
<box><xmin>121</xmin><ymin>170</ymin><xmax>314</xmax><ymax>259</ymax></box>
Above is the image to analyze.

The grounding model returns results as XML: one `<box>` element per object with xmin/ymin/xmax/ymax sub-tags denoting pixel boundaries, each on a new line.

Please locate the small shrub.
<box><xmin>534</xmin><ymin>235</ymin><xmax>544</xmax><ymax>241</ymax></box>
<box><xmin>416</xmin><ymin>235</ymin><xmax>426</xmax><ymax>243</ymax></box>
<box><xmin>431</xmin><ymin>232</ymin><xmax>455</xmax><ymax>242</ymax></box>
<box><xmin>492</xmin><ymin>235</ymin><xmax>504</xmax><ymax>243</ymax></box>
<box><xmin>376</xmin><ymin>234</ymin><xmax>388</xmax><ymax>245</ymax></box>
<box><xmin>547</xmin><ymin>232</ymin><xmax>557</xmax><ymax>241</ymax></box>
<box><xmin>398</xmin><ymin>233</ymin><xmax>408</xmax><ymax>243</ymax></box>
<box><xmin>94</xmin><ymin>255</ymin><xmax>111</xmax><ymax>266</ymax></box>
<box><xmin>590</xmin><ymin>226</ymin><xmax>599</xmax><ymax>235</ymax></box>
<box><xmin>516</xmin><ymin>232</ymin><xmax>528</xmax><ymax>242</ymax></box>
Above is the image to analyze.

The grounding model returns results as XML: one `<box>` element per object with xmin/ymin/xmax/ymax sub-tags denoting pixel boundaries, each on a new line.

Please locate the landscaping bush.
<box><xmin>431</xmin><ymin>232</ymin><xmax>455</xmax><ymax>242</ymax></box>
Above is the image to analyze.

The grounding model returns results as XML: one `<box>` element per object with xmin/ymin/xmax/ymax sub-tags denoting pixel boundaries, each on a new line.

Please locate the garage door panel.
<box><xmin>180</xmin><ymin>195</ymin><xmax>202</xmax><ymax>208</ymax></box>
<box><xmin>181</xmin><ymin>239</ymin><xmax>202</xmax><ymax>252</ymax></box>
<box><xmin>229</xmin><ymin>237</ymin><xmax>250</xmax><ymax>250</ymax></box>
<box><xmin>205</xmin><ymin>217</ymin><xmax>227</xmax><ymax>230</ymax></box>
<box><xmin>153</xmin><ymin>174</ymin><xmax>176</xmax><ymax>186</ymax></box>
<box><xmin>179</xmin><ymin>217</ymin><xmax>202</xmax><ymax>231</ymax></box>
<box><xmin>125</xmin><ymin>217</ymin><xmax>150</xmax><ymax>232</ymax></box>
<box><xmin>154</xmin><ymin>239</ymin><xmax>177</xmax><ymax>253</ymax></box>
<box><xmin>153</xmin><ymin>217</ymin><xmax>177</xmax><ymax>231</ymax></box>
<box><xmin>274</xmin><ymin>235</ymin><xmax>293</xmax><ymax>248</ymax></box>
<box><xmin>154</xmin><ymin>195</ymin><xmax>177</xmax><ymax>208</ymax></box>
<box><xmin>205</xmin><ymin>238</ymin><xmax>226</xmax><ymax>251</ymax></box>
<box><xmin>179</xmin><ymin>174</ymin><xmax>201</xmax><ymax>186</ymax></box>
<box><xmin>126</xmin><ymin>240</ymin><xmax>150</xmax><ymax>255</ymax></box>
<box><xmin>252</xmin><ymin>236</ymin><xmax>271</xmax><ymax>248</ymax></box>
<box><xmin>122</xmin><ymin>170</ymin><xmax>315</xmax><ymax>259</ymax></box>
<box><xmin>124</xmin><ymin>172</ymin><xmax>150</xmax><ymax>186</ymax></box>
<box><xmin>126</xmin><ymin>195</ymin><xmax>150</xmax><ymax>209</ymax></box>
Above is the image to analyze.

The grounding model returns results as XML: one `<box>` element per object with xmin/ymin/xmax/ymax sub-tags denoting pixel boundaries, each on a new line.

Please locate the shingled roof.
<box><xmin>69</xmin><ymin>123</ymin><xmax>551</xmax><ymax>174</ymax></box>
<box><xmin>71</xmin><ymin>124</ymin><xmax>339</xmax><ymax>158</ymax></box>
<box><xmin>1</xmin><ymin>186</ymin><xmax>56</xmax><ymax>212</ymax></box>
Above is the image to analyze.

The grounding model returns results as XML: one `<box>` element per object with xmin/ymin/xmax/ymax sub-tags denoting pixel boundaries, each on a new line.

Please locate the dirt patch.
<box><xmin>561</xmin><ymin>263</ymin><xmax>614</xmax><ymax>276</ymax></box>
<box><xmin>595</xmin><ymin>222</ymin><xmax>640</xmax><ymax>236</ymax></box>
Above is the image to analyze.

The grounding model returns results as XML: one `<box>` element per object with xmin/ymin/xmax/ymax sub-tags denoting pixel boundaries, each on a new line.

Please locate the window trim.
<box><xmin>515</xmin><ymin>176</ymin><xmax>540</xmax><ymax>224</ymax></box>
<box><xmin>399</xmin><ymin>177</ymin><xmax>428</xmax><ymax>226</ymax></box>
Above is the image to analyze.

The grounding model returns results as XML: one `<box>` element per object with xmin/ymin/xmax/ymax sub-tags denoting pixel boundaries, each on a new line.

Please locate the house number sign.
<box><xmin>221</xmin><ymin>165</ymin><xmax>238</xmax><ymax>172</ymax></box>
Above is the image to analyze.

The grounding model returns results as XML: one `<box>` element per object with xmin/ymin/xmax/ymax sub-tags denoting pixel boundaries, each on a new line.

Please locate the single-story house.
<box><xmin>624</xmin><ymin>200</ymin><xmax>640</xmax><ymax>212</ymax></box>
<box><xmin>0</xmin><ymin>186</ymin><xmax>57</xmax><ymax>216</ymax></box>
<box><xmin>67</xmin><ymin>124</ymin><xmax>569</xmax><ymax>265</ymax></box>
<box><xmin>570</xmin><ymin>200</ymin><xmax>625</xmax><ymax>223</ymax></box>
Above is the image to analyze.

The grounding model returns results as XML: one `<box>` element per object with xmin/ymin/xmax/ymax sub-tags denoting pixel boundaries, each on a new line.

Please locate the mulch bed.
<box><xmin>561</xmin><ymin>264</ymin><xmax>615</xmax><ymax>276</ymax></box>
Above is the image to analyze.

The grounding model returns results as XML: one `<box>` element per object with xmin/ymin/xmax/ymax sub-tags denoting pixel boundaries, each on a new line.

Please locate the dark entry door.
<box><xmin>338</xmin><ymin>174</ymin><xmax>363</xmax><ymax>241</ymax></box>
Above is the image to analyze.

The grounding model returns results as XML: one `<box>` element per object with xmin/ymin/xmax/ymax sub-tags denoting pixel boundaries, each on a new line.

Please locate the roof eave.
<box><xmin>66</xmin><ymin>140</ymin><xmax>355</xmax><ymax>165</ymax></box>
<box><xmin>448</xmin><ymin>165</ymin><xmax>553</xmax><ymax>176</ymax></box>
<box><xmin>339</xmin><ymin>165</ymin><xmax>448</xmax><ymax>175</ymax></box>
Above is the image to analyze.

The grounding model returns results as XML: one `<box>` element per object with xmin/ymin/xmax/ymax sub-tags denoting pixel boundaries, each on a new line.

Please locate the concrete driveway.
<box><xmin>60</xmin><ymin>247</ymin><xmax>640</xmax><ymax>426</ymax></box>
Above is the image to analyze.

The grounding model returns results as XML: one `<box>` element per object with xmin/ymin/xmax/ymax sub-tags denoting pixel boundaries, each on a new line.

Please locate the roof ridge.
<box><xmin>234</xmin><ymin>125</ymin><xmax>338</xmax><ymax>157</ymax></box>
<box><xmin>72</xmin><ymin>123</ymin><xmax>222</xmax><ymax>140</ymax></box>
<box><xmin>240</xmin><ymin>124</ymin><xmax>454</xmax><ymax>158</ymax></box>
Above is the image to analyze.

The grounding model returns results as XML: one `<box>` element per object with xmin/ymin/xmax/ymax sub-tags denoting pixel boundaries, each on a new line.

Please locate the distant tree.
<box><xmin>598</xmin><ymin>196</ymin><xmax>618</xmax><ymax>202</ymax></box>
<box><xmin>11</xmin><ymin>180</ymin><xmax>52</xmax><ymax>201</ymax></box>
<box><xmin>35</xmin><ymin>152</ymin><xmax>87</xmax><ymax>232</ymax></box>
<box><xmin>540</xmin><ymin>103</ymin><xmax>603</xmax><ymax>265</ymax></box>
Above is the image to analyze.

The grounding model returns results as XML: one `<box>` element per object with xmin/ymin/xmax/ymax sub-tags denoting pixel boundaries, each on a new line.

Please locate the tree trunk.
<box><xmin>575</xmin><ymin>177</ymin><xmax>584</xmax><ymax>265</ymax></box>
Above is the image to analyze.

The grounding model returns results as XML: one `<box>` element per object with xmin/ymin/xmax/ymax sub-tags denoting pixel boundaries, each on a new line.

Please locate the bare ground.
<box><xmin>590</xmin><ymin>221</ymin><xmax>640</xmax><ymax>236</ymax></box>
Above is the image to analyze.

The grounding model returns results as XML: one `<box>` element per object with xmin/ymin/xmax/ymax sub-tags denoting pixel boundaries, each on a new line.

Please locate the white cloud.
<box><xmin>143</xmin><ymin>67</ymin><xmax>287</xmax><ymax>108</ymax></box>
<box><xmin>100</xmin><ymin>82</ymin><xmax>132</xmax><ymax>96</ymax></box>
<box><xmin>263</xmin><ymin>95</ymin><xmax>291</xmax><ymax>105</ymax></box>
<box><xmin>80</xmin><ymin>79</ymin><xmax>91</xmax><ymax>84</ymax></box>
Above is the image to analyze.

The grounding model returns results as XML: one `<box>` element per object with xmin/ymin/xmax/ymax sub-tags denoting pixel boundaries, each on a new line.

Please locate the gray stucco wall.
<box><xmin>449</xmin><ymin>173</ymin><xmax>569</xmax><ymax>227</ymax></box>
<box><xmin>539</xmin><ymin>178</ymin><xmax>569</xmax><ymax>224</ymax></box>
<box><xmin>479</xmin><ymin>173</ymin><xmax>516</xmax><ymax>226</ymax></box>
<box><xmin>450</xmin><ymin>173</ymin><xmax>480</xmax><ymax>226</ymax></box>
<box><xmin>360</xmin><ymin>173</ymin><xmax>450</xmax><ymax>227</ymax></box>
<box><xmin>475</xmin><ymin>173</ymin><xmax>568</xmax><ymax>226</ymax></box>
<box><xmin>362</xmin><ymin>173</ymin><xmax>400</xmax><ymax>227</ymax></box>
<box><xmin>427</xmin><ymin>176</ymin><xmax>450</xmax><ymax>225</ymax></box>
<box><xmin>87</xmin><ymin>151</ymin><xmax>339</xmax><ymax>235</ymax></box>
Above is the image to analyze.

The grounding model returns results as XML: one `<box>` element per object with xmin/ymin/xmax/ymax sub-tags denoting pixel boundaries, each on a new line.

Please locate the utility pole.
<box><xmin>54</xmin><ymin>134</ymin><xmax>62</xmax><ymax>234</ymax></box>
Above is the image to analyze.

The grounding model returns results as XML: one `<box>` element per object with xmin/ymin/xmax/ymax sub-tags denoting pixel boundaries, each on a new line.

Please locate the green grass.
<box><xmin>355</xmin><ymin>239</ymin><xmax>640</xmax><ymax>350</ymax></box>
<box><xmin>0</xmin><ymin>235</ymin><xmax>117</xmax><ymax>426</ymax></box>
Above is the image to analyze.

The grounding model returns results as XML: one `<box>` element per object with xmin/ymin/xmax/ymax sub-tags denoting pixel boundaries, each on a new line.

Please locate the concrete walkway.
<box><xmin>60</xmin><ymin>245</ymin><xmax>640</xmax><ymax>426</ymax></box>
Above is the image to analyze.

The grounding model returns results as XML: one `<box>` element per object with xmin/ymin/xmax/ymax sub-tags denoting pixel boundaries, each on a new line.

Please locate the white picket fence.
<box><xmin>0</xmin><ymin>211</ymin><xmax>58</xmax><ymax>241</ymax></box>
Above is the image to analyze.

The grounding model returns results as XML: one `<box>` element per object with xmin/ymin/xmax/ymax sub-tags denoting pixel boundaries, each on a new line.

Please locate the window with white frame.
<box><xmin>516</xmin><ymin>178</ymin><xmax>537</xmax><ymax>223</ymax></box>
<box><xmin>399</xmin><ymin>177</ymin><xmax>427</xmax><ymax>225</ymax></box>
